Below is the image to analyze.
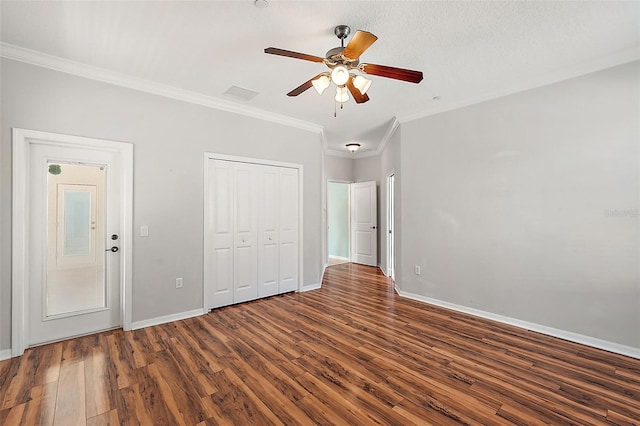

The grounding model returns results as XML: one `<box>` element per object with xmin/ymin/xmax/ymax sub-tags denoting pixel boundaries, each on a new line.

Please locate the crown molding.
<box><xmin>0</xmin><ymin>42</ymin><xmax>324</xmax><ymax>135</ymax></box>
<box><xmin>320</xmin><ymin>129</ymin><xmax>329</xmax><ymax>151</ymax></box>
<box><xmin>398</xmin><ymin>47</ymin><xmax>640</xmax><ymax>124</ymax></box>
<box><xmin>375</xmin><ymin>117</ymin><xmax>400</xmax><ymax>155</ymax></box>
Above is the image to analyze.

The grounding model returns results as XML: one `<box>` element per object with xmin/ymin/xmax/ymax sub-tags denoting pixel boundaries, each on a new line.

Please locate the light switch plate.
<box><xmin>140</xmin><ymin>225</ymin><xmax>149</xmax><ymax>237</ymax></box>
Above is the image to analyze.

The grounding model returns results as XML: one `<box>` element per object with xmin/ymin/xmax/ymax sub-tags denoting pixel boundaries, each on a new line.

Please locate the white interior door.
<box><xmin>28</xmin><ymin>144</ymin><xmax>121</xmax><ymax>346</ymax></box>
<box><xmin>205</xmin><ymin>155</ymin><xmax>301</xmax><ymax>310</ymax></box>
<box><xmin>233</xmin><ymin>162</ymin><xmax>258</xmax><ymax>303</ymax></box>
<box><xmin>258</xmin><ymin>165</ymin><xmax>280</xmax><ymax>298</ymax></box>
<box><xmin>350</xmin><ymin>181</ymin><xmax>378</xmax><ymax>267</ymax></box>
<box><xmin>279</xmin><ymin>168</ymin><xmax>299</xmax><ymax>292</ymax></box>
<box><xmin>206</xmin><ymin>160</ymin><xmax>235</xmax><ymax>308</ymax></box>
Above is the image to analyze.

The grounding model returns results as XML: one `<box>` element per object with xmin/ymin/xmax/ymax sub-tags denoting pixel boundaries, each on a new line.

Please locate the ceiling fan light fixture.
<box><xmin>353</xmin><ymin>75</ymin><xmax>372</xmax><ymax>95</ymax></box>
<box><xmin>335</xmin><ymin>86</ymin><xmax>349</xmax><ymax>103</ymax></box>
<box><xmin>346</xmin><ymin>143</ymin><xmax>361</xmax><ymax>152</ymax></box>
<box><xmin>312</xmin><ymin>75</ymin><xmax>330</xmax><ymax>95</ymax></box>
<box><xmin>331</xmin><ymin>65</ymin><xmax>350</xmax><ymax>86</ymax></box>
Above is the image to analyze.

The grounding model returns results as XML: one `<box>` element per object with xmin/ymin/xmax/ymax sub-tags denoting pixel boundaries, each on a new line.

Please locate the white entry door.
<box><xmin>27</xmin><ymin>143</ymin><xmax>122</xmax><ymax>346</ymax></box>
<box><xmin>350</xmin><ymin>181</ymin><xmax>377</xmax><ymax>266</ymax></box>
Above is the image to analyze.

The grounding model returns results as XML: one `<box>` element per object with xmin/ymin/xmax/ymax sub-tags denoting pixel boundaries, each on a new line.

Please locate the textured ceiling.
<box><xmin>1</xmin><ymin>1</ymin><xmax>639</xmax><ymax>156</ymax></box>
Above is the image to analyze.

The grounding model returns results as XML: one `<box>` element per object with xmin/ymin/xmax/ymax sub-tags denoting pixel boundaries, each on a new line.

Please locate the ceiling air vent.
<box><xmin>223</xmin><ymin>86</ymin><xmax>259</xmax><ymax>102</ymax></box>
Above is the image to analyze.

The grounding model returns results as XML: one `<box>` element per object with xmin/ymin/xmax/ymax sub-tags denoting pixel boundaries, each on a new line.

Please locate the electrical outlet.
<box><xmin>415</xmin><ymin>266</ymin><xmax>421</xmax><ymax>275</ymax></box>
<box><xmin>175</xmin><ymin>277</ymin><xmax>183</xmax><ymax>288</ymax></box>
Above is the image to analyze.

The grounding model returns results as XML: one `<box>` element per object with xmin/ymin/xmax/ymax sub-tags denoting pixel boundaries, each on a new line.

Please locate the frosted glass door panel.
<box><xmin>47</xmin><ymin>163</ymin><xmax>106</xmax><ymax>317</ymax></box>
<box><xmin>63</xmin><ymin>191</ymin><xmax>92</xmax><ymax>256</ymax></box>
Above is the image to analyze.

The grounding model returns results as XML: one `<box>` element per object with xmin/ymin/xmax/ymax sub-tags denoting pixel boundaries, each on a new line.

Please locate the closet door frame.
<box><xmin>203</xmin><ymin>152</ymin><xmax>304</xmax><ymax>310</ymax></box>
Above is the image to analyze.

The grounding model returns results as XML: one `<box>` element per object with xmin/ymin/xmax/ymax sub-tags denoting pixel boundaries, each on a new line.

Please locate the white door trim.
<box><xmin>386</xmin><ymin>172</ymin><xmax>396</xmax><ymax>281</ymax></box>
<box><xmin>12</xmin><ymin>128</ymin><xmax>133</xmax><ymax>357</ymax></box>
<box><xmin>203</xmin><ymin>152</ymin><xmax>304</xmax><ymax>311</ymax></box>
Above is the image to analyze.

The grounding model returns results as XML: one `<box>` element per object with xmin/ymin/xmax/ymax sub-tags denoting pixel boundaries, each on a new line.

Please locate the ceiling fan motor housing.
<box><xmin>325</xmin><ymin>47</ymin><xmax>360</xmax><ymax>67</ymax></box>
<box><xmin>334</xmin><ymin>25</ymin><xmax>350</xmax><ymax>41</ymax></box>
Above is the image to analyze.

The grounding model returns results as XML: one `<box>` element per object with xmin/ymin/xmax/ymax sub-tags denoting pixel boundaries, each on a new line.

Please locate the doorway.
<box><xmin>326</xmin><ymin>180</ymin><xmax>378</xmax><ymax>268</ymax></box>
<box><xmin>12</xmin><ymin>129</ymin><xmax>133</xmax><ymax>356</ymax></box>
<box><xmin>387</xmin><ymin>173</ymin><xmax>396</xmax><ymax>281</ymax></box>
<box><xmin>327</xmin><ymin>181</ymin><xmax>350</xmax><ymax>265</ymax></box>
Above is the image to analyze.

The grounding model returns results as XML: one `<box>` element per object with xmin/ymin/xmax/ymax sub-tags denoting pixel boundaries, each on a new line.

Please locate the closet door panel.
<box><xmin>206</xmin><ymin>160</ymin><xmax>234</xmax><ymax>308</ymax></box>
<box><xmin>233</xmin><ymin>163</ymin><xmax>258</xmax><ymax>303</ymax></box>
<box><xmin>258</xmin><ymin>166</ymin><xmax>280</xmax><ymax>297</ymax></box>
<box><xmin>279</xmin><ymin>168</ymin><xmax>299</xmax><ymax>293</ymax></box>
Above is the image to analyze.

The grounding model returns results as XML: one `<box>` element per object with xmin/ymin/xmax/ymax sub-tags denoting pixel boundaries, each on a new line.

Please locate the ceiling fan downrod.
<box><xmin>334</xmin><ymin>25</ymin><xmax>350</xmax><ymax>48</ymax></box>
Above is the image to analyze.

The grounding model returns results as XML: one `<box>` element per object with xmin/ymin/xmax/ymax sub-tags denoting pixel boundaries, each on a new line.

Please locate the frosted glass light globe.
<box><xmin>331</xmin><ymin>65</ymin><xmax>349</xmax><ymax>86</ymax></box>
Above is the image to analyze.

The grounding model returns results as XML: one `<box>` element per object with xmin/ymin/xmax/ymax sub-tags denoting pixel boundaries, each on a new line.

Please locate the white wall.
<box><xmin>0</xmin><ymin>58</ymin><xmax>323</xmax><ymax>350</ymax></box>
<box><xmin>400</xmin><ymin>61</ymin><xmax>640</xmax><ymax>348</ymax></box>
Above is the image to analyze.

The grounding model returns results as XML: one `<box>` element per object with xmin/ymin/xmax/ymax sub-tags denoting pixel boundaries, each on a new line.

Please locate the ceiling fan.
<box><xmin>264</xmin><ymin>25</ymin><xmax>423</xmax><ymax>106</ymax></box>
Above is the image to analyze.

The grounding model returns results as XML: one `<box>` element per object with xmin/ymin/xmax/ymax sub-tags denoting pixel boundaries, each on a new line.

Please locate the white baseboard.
<box><xmin>328</xmin><ymin>255</ymin><xmax>350</xmax><ymax>262</ymax></box>
<box><xmin>0</xmin><ymin>349</ymin><xmax>12</xmax><ymax>361</ymax></box>
<box><xmin>380</xmin><ymin>265</ymin><xmax>390</xmax><ymax>277</ymax></box>
<box><xmin>301</xmin><ymin>283</ymin><xmax>322</xmax><ymax>292</ymax></box>
<box><xmin>131</xmin><ymin>308</ymin><xmax>205</xmax><ymax>331</ymax></box>
<box><xmin>396</xmin><ymin>286</ymin><xmax>640</xmax><ymax>360</ymax></box>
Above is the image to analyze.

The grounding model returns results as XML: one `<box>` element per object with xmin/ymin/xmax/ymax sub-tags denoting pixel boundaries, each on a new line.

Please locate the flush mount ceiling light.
<box><xmin>346</xmin><ymin>143</ymin><xmax>361</xmax><ymax>152</ymax></box>
<box><xmin>264</xmin><ymin>25</ymin><xmax>423</xmax><ymax>114</ymax></box>
<box><xmin>254</xmin><ymin>0</ymin><xmax>269</xmax><ymax>8</ymax></box>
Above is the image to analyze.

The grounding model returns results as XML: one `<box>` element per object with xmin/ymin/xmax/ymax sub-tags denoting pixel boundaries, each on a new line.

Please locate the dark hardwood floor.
<box><xmin>1</xmin><ymin>263</ymin><xmax>639</xmax><ymax>425</ymax></box>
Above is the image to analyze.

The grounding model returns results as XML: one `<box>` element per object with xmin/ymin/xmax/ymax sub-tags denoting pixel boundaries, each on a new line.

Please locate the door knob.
<box><xmin>106</xmin><ymin>246</ymin><xmax>119</xmax><ymax>252</ymax></box>
<box><xmin>371</xmin><ymin>226</ymin><xmax>377</xmax><ymax>229</ymax></box>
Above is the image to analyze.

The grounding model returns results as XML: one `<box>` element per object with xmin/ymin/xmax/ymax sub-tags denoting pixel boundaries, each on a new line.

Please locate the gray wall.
<box><xmin>353</xmin><ymin>155</ymin><xmax>380</xmax><ymax>183</ymax></box>
<box><xmin>400</xmin><ymin>61</ymin><xmax>640</xmax><ymax>348</ymax></box>
<box><xmin>0</xmin><ymin>59</ymin><xmax>323</xmax><ymax>350</ymax></box>
<box><xmin>324</xmin><ymin>155</ymin><xmax>353</xmax><ymax>182</ymax></box>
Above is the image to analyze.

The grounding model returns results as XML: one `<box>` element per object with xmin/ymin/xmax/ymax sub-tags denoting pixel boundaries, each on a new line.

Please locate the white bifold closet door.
<box><xmin>206</xmin><ymin>159</ymin><xmax>299</xmax><ymax>310</ymax></box>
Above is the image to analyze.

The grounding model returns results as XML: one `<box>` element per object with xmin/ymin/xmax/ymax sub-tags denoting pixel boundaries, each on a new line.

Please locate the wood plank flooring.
<box><xmin>1</xmin><ymin>263</ymin><xmax>639</xmax><ymax>425</ymax></box>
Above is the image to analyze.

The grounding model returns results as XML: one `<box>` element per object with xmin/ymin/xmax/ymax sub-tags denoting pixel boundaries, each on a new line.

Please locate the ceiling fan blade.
<box><xmin>346</xmin><ymin>77</ymin><xmax>370</xmax><ymax>104</ymax></box>
<box><xmin>342</xmin><ymin>30</ymin><xmax>378</xmax><ymax>60</ymax></box>
<box><xmin>264</xmin><ymin>47</ymin><xmax>325</xmax><ymax>63</ymax></box>
<box><xmin>286</xmin><ymin>74</ymin><xmax>325</xmax><ymax>97</ymax></box>
<box><xmin>361</xmin><ymin>63</ymin><xmax>423</xmax><ymax>83</ymax></box>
